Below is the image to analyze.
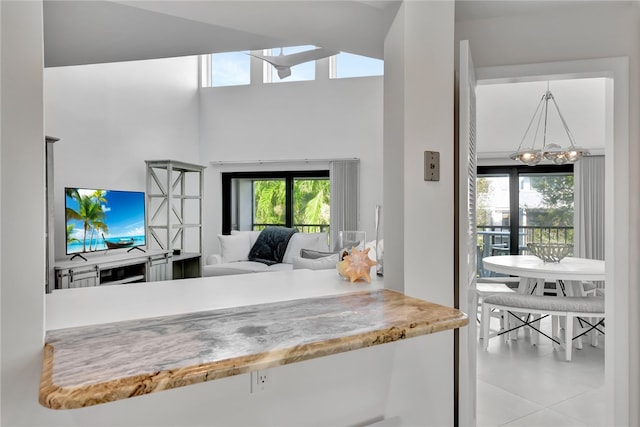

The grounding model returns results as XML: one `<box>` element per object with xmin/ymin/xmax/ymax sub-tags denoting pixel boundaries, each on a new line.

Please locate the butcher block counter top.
<box><xmin>40</xmin><ymin>272</ymin><xmax>467</xmax><ymax>409</ymax></box>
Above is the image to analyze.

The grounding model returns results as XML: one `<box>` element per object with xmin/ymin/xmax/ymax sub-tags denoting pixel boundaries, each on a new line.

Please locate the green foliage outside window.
<box><xmin>476</xmin><ymin>172</ymin><xmax>574</xmax><ymax>247</ymax></box>
<box><xmin>527</xmin><ymin>175</ymin><xmax>574</xmax><ymax>226</ymax></box>
<box><xmin>476</xmin><ymin>177</ymin><xmax>491</xmax><ymax>227</ymax></box>
<box><xmin>253</xmin><ymin>180</ymin><xmax>286</xmax><ymax>226</ymax></box>
<box><xmin>253</xmin><ymin>179</ymin><xmax>330</xmax><ymax>231</ymax></box>
<box><xmin>293</xmin><ymin>179</ymin><xmax>330</xmax><ymax>229</ymax></box>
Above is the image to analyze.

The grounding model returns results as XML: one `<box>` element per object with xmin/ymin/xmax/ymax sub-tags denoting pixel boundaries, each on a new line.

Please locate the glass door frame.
<box><xmin>477</xmin><ymin>164</ymin><xmax>573</xmax><ymax>256</ymax></box>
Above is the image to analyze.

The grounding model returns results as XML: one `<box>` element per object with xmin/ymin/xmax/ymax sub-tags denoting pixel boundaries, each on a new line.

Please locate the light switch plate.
<box><xmin>424</xmin><ymin>151</ymin><xmax>440</xmax><ymax>181</ymax></box>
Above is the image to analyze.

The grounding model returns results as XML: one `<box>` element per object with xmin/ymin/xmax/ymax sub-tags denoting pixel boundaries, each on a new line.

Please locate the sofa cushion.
<box><xmin>292</xmin><ymin>254</ymin><xmax>339</xmax><ymax>270</ymax></box>
<box><xmin>266</xmin><ymin>263</ymin><xmax>294</xmax><ymax>272</ymax></box>
<box><xmin>217</xmin><ymin>233</ymin><xmax>251</xmax><ymax>263</ymax></box>
<box><xmin>231</xmin><ymin>230</ymin><xmax>262</xmax><ymax>247</ymax></box>
<box><xmin>202</xmin><ymin>261</ymin><xmax>293</xmax><ymax>277</ymax></box>
<box><xmin>282</xmin><ymin>232</ymin><xmax>330</xmax><ymax>264</ymax></box>
<box><xmin>248</xmin><ymin>226</ymin><xmax>297</xmax><ymax>265</ymax></box>
<box><xmin>202</xmin><ymin>264</ymin><xmax>258</xmax><ymax>277</ymax></box>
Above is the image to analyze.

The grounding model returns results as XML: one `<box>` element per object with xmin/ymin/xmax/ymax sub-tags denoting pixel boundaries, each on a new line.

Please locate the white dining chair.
<box><xmin>475</xmin><ymin>281</ymin><xmax>515</xmax><ymax>340</ymax></box>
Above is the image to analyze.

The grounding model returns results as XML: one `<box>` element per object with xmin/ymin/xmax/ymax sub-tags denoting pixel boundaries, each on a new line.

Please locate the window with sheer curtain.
<box><xmin>329</xmin><ymin>160</ymin><xmax>360</xmax><ymax>251</ymax></box>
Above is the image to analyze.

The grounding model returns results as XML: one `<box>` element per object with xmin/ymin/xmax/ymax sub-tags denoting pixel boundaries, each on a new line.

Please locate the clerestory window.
<box><xmin>202</xmin><ymin>51</ymin><xmax>251</xmax><ymax>88</ymax></box>
<box><xmin>202</xmin><ymin>48</ymin><xmax>383</xmax><ymax>87</ymax></box>
<box><xmin>329</xmin><ymin>52</ymin><xmax>383</xmax><ymax>79</ymax></box>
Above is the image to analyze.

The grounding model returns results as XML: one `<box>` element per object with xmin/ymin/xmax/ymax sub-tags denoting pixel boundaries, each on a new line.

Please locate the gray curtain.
<box><xmin>574</xmin><ymin>155</ymin><xmax>605</xmax><ymax>261</ymax></box>
<box><xmin>330</xmin><ymin>160</ymin><xmax>360</xmax><ymax>250</ymax></box>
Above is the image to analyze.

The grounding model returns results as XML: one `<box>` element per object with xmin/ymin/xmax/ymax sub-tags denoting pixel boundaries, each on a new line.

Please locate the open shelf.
<box><xmin>54</xmin><ymin>250</ymin><xmax>169</xmax><ymax>289</ymax></box>
<box><xmin>99</xmin><ymin>263</ymin><xmax>146</xmax><ymax>286</ymax></box>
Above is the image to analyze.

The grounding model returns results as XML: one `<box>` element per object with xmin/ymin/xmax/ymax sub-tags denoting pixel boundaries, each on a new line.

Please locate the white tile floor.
<box><xmin>476</xmin><ymin>314</ymin><xmax>605</xmax><ymax>426</ymax></box>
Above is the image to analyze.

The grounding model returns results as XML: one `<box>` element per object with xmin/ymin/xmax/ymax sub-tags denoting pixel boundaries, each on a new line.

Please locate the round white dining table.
<box><xmin>482</xmin><ymin>255</ymin><xmax>605</xmax><ymax>296</ymax></box>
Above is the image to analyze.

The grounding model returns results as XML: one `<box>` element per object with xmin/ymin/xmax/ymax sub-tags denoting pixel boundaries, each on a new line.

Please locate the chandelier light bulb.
<box><xmin>543</xmin><ymin>143</ymin><xmax>568</xmax><ymax>164</ymax></box>
<box><xmin>565</xmin><ymin>148</ymin><xmax>587</xmax><ymax>163</ymax></box>
<box><xmin>511</xmin><ymin>148</ymin><xmax>541</xmax><ymax>165</ymax></box>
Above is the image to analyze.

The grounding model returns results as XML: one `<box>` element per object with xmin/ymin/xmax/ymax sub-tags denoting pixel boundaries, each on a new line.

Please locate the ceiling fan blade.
<box><xmin>248</xmin><ymin>47</ymin><xmax>338</xmax><ymax>79</ymax></box>
<box><xmin>247</xmin><ymin>52</ymin><xmax>280</xmax><ymax>67</ymax></box>
<box><xmin>276</xmin><ymin>66</ymin><xmax>291</xmax><ymax>79</ymax></box>
<box><xmin>249</xmin><ymin>47</ymin><xmax>339</xmax><ymax>68</ymax></box>
<box><xmin>279</xmin><ymin>47</ymin><xmax>339</xmax><ymax>67</ymax></box>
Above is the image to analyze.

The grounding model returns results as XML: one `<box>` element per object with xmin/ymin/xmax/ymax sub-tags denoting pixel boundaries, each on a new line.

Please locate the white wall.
<box><xmin>0</xmin><ymin>0</ymin><xmax>3</xmax><ymax>413</ymax></box>
<box><xmin>0</xmin><ymin>1</ymin><xmax>46</xmax><ymax>425</ymax></box>
<box><xmin>477</xmin><ymin>78</ymin><xmax>607</xmax><ymax>157</ymax></box>
<box><xmin>456</xmin><ymin>2</ymin><xmax>640</xmax><ymax>425</ymax></box>
<box><xmin>382</xmin><ymin>2</ymin><xmax>405</xmax><ymax>292</ymax></box>
<box><xmin>45</xmin><ymin>56</ymin><xmax>200</xmax><ymax>260</ymax></box>
<box><xmin>199</xmin><ymin>61</ymin><xmax>383</xmax><ymax>257</ymax></box>
<box><xmin>383</xmin><ymin>2</ymin><xmax>456</xmax><ymax>425</ymax></box>
<box><xmin>44</xmin><ymin>54</ymin><xmax>383</xmax><ymax>261</ymax></box>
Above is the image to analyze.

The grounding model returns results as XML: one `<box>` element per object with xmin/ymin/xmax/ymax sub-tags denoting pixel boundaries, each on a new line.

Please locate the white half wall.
<box><xmin>199</xmin><ymin>64</ymin><xmax>383</xmax><ymax>258</ymax></box>
<box><xmin>44</xmin><ymin>56</ymin><xmax>200</xmax><ymax>259</ymax></box>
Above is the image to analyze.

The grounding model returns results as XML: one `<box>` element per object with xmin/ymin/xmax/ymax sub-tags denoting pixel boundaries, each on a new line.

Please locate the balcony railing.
<box><xmin>476</xmin><ymin>225</ymin><xmax>573</xmax><ymax>277</ymax></box>
<box><xmin>252</xmin><ymin>223</ymin><xmax>330</xmax><ymax>234</ymax></box>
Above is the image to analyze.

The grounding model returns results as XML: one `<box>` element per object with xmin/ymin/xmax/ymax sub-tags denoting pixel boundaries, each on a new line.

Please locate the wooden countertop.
<box><xmin>40</xmin><ymin>288</ymin><xmax>468</xmax><ymax>410</ymax></box>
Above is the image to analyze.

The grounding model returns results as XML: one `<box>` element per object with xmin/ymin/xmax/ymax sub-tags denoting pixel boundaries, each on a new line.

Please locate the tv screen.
<box><xmin>65</xmin><ymin>187</ymin><xmax>146</xmax><ymax>255</ymax></box>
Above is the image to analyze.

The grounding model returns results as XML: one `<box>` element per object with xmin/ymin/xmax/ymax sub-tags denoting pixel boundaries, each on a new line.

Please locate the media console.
<box><xmin>54</xmin><ymin>250</ymin><xmax>171</xmax><ymax>289</ymax></box>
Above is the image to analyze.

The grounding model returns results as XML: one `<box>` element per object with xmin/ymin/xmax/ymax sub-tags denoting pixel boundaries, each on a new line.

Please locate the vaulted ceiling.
<box><xmin>43</xmin><ymin>1</ymin><xmax>400</xmax><ymax>67</ymax></box>
<box><xmin>43</xmin><ymin>1</ymin><xmax>598</xmax><ymax>68</ymax></box>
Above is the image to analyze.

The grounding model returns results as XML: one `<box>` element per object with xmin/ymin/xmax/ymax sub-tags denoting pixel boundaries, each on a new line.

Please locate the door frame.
<box><xmin>462</xmin><ymin>56</ymin><xmax>629</xmax><ymax>425</ymax></box>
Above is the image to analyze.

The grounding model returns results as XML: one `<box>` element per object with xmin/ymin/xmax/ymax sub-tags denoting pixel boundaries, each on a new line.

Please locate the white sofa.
<box><xmin>203</xmin><ymin>230</ymin><xmax>337</xmax><ymax>277</ymax></box>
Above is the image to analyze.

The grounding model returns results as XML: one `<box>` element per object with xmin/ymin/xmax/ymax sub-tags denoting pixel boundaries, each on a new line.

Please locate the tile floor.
<box><xmin>476</xmin><ymin>314</ymin><xmax>605</xmax><ymax>426</ymax></box>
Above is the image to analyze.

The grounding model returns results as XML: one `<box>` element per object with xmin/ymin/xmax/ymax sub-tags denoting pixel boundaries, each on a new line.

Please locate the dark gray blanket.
<box><xmin>248</xmin><ymin>226</ymin><xmax>297</xmax><ymax>265</ymax></box>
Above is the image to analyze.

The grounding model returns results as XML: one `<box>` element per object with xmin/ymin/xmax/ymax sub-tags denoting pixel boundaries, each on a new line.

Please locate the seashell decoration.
<box><xmin>336</xmin><ymin>246</ymin><xmax>377</xmax><ymax>283</ymax></box>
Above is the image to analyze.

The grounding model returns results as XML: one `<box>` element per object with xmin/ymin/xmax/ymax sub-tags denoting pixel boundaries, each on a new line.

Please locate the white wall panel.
<box><xmin>45</xmin><ymin>56</ymin><xmax>200</xmax><ymax>259</ymax></box>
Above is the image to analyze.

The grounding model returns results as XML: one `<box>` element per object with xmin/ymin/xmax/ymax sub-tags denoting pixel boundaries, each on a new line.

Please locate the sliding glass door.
<box><xmin>476</xmin><ymin>165</ymin><xmax>573</xmax><ymax>277</ymax></box>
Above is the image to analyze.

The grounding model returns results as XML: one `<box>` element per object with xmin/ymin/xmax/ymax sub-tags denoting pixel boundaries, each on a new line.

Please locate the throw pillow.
<box><xmin>300</xmin><ymin>248</ymin><xmax>338</xmax><ymax>259</ymax></box>
<box><xmin>282</xmin><ymin>232</ymin><xmax>330</xmax><ymax>264</ymax></box>
<box><xmin>217</xmin><ymin>233</ymin><xmax>251</xmax><ymax>263</ymax></box>
<box><xmin>231</xmin><ymin>230</ymin><xmax>262</xmax><ymax>248</ymax></box>
<box><xmin>292</xmin><ymin>253</ymin><xmax>339</xmax><ymax>270</ymax></box>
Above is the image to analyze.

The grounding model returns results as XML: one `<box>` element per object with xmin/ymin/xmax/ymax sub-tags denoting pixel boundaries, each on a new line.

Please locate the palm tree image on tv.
<box><xmin>65</xmin><ymin>188</ymin><xmax>146</xmax><ymax>254</ymax></box>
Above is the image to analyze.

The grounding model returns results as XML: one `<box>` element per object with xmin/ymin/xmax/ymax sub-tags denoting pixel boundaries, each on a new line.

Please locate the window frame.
<box><xmin>221</xmin><ymin>170</ymin><xmax>330</xmax><ymax>234</ymax></box>
<box><xmin>477</xmin><ymin>164</ymin><xmax>574</xmax><ymax>255</ymax></box>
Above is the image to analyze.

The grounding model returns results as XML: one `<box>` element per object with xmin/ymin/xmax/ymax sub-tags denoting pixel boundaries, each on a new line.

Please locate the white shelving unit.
<box><xmin>145</xmin><ymin>160</ymin><xmax>205</xmax><ymax>279</ymax></box>
<box><xmin>45</xmin><ymin>136</ymin><xmax>59</xmax><ymax>293</ymax></box>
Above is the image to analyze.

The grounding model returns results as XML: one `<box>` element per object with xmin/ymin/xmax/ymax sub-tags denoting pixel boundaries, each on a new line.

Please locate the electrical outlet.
<box><xmin>424</xmin><ymin>150</ymin><xmax>440</xmax><ymax>181</ymax></box>
<box><xmin>250</xmin><ymin>369</ymin><xmax>268</xmax><ymax>393</ymax></box>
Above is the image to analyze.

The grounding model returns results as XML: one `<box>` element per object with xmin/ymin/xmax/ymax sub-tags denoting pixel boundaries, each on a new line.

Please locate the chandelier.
<box><xmin>510</xmin><ymin>87</ymin><xmax>589</xmax><ymax>165</ymax></box>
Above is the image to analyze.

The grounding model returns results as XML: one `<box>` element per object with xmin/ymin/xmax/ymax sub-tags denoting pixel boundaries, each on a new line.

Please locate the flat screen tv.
<box><xmin>65</xmin><ymin>187</ymin><xmax>146</xmax><ymax>255</ymax></box>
